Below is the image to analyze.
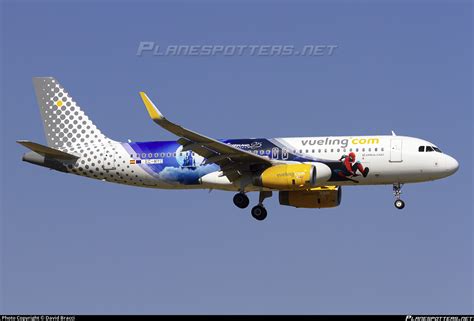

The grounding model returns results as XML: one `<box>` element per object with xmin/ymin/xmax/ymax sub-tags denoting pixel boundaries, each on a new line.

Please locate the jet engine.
<box><xmin>279</xmin><ymin>186</ymin><xmax>342</xmax><ymax>208</ymax></box>
<box><xmin>253</xmin><ymin>164</ymin><xmax>316</xmax><ymax>190</ymax></box>
<box><xmin>253</xmin><ymin>162</ymin><xmax>332</xmax><ymax>190</ymax></box>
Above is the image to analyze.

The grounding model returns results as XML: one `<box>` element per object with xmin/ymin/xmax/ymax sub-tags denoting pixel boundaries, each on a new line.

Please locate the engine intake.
<box><xmin>279</xmin><ymin>186</ymin><xmax>342</xmax><ymax>208</ymax></box>
<box><xmin>253</xmin><ymin>164</ymin><xmax>316</xmax><ymax>190</ymax></box>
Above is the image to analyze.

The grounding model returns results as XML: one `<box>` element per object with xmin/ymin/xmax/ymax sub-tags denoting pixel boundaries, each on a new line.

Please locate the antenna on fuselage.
<box><xmin>391</xmin><ymin>130</ymin><xmax>397</xmax><ymax>136</ymax></box>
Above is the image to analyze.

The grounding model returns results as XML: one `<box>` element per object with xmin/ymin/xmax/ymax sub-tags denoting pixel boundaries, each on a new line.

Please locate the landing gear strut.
<box><xmin>233</xmin><ymin>192</ymin><xmax>249</xmax><ymax>209</ymax></box>
<box><xmin>251</xmin><ymin>191</ymin><xmax>272</xmax><ymax>221</ymax></box>
<box><xmin>393</xmin><ymin>183</ymin><xmax>405</xmax><ymax>209</ymax></box>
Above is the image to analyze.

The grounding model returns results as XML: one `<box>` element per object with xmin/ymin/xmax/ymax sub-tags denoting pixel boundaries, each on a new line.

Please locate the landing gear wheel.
<box><xmin>392</xmin><ymin>183</ymin><xmax>405</xmax><ymax>209</ymax></box>
<box><xmin>251</xmin><ymin>205</ymin><xmax>267</xmax><ymax>221</ymax></box>
<box><xmin>233</xmin><ymin>193</ymin><xmax>249</xmax><ymax>209</ymax></box>
<box><xmin>394</xmin><ymin>199</ymin><xmax>405</xmax><ymax>209</ymax></box>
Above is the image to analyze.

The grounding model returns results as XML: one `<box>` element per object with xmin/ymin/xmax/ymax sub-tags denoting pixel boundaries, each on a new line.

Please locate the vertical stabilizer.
<box><xmin>32</xmin><ymin>77</ymin><xmax>109</xmax><ymax>150</ymax></box>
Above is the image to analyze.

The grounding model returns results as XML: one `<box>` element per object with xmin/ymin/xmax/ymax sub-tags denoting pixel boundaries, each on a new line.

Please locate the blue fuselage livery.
<box><xmin>124</xmin><ymin>140</ymin><xmax>220</xmax><ymax>185</ymax></box>
<box><xmin>19</xmin><ymin>77</ymin><xmax>459</xmax><ymax>220</ymax></box>
<box><xmin>123</xmin><ymin>138</ymin><xmax>373</xmax><ymax>186</ymax></box>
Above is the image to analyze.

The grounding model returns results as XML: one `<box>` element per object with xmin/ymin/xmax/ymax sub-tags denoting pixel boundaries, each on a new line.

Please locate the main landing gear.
<box><xmin>251</xmin><ymin>205</ymin><xmax>267</xmax><ymax>221</ymax></box>
<box><xmin>251</xmin><ymin>191</ymin><xmax>272</xmax><ymax>221</ymax></box>
<box><xmin>233</xmin><ymin>192</ymin><xmax>250</xmax><ymax>209</ymax></box>
<box><xmin>233</xmin><ymin>191</ymin><xmax>272</xmax><ymax>221</ymax></box>
<box><xmin>393</xmin><ymin>183</ymin><xmax>405</xmax><ymax>209</ymax></box>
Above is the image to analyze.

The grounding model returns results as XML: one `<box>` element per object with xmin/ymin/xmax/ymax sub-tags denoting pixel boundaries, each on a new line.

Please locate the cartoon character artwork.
<box><xmin>334</xmin><ymin>152</ymin><xmax>369</xmax><ymax>183</ymax></box>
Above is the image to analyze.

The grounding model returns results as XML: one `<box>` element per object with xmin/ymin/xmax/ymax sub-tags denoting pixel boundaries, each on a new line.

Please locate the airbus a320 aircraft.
<box><xmin>18</xmin><ymin>77</ymin><xmax>459</xmax><ymax>220</ymax></box>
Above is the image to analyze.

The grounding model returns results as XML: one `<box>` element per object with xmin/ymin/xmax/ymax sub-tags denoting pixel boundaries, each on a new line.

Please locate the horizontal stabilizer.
<box><xmin>17</xmin><ymin>140</ymin><xmax>79</xmax><ymax>160</ymax></box>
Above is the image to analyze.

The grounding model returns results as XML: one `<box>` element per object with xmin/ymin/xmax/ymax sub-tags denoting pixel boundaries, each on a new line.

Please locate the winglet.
<box><xmin>139</xmin><ymin>92</ymin><xmax>164</xmax><ymax>122</ymax></box>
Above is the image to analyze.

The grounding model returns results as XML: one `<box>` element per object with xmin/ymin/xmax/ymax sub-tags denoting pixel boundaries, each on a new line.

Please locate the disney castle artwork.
<box><xmin>180</xmin><ymin>151</ymin><xmax>197</xmax><ymax>170</ymax></box>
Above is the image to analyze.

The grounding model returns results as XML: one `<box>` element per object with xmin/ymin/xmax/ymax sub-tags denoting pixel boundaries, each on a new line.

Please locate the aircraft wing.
<box><xmin>139</xmin><ymin>92</ymin><xmax>273</xmax><ymax>181</ymax></box>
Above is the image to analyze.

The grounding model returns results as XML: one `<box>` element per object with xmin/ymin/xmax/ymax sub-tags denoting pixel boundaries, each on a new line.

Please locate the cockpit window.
<box><xmin>419</xmin><ymin>145</ymin><xmax>442</xmax><ymax>153</ymax></box>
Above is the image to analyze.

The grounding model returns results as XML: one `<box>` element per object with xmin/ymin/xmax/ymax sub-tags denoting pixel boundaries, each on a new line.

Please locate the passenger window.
<box><xmin>426</xmin><ymin>146</ymin><xmax>434</xmax><ymax>152</ymax></box>
<box><xmin>330</xmin><ymin>149</ymin><xmax>334</xmax><ymax>153</ymax></box>
<box><xmin>418</xmin><ymin>146</ymin><xmax>425</xmax><ymax>152</ymax></box>
<box><xmin>355</xmin><ymin>148</ymin><xmax>359</xmax><ymax>152</ymax></box>
<box><xmin>312</xmin><ymin>149</ymin><xmax>315</xmax><ymax>153</ymax></box>
<box><xmin>324</xmin><ymin>149</ymin><xmax>327</xmax><ymax>153</ymax></box>
<box><xmin>375</xmin><ymin>148</ymin><xmax>377</xmax><ymax>152</ymax></box>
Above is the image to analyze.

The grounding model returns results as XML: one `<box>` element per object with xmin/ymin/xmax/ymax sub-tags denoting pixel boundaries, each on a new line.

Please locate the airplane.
<box><xmin>18</xmin><ymin>77</ymin><xmax>459</xmax><ymax>221</ymax></box>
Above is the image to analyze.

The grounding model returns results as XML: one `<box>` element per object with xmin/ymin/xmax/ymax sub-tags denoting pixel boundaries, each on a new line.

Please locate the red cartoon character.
<box><xmin>337</xmin><ymin>152</ymin><xmax>369</xmax><ymax>181</ymax></box>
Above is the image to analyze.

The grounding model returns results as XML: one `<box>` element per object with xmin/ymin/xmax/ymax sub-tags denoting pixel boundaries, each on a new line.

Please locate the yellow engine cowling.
<box><xmin>253</xmin><ymin>164</ymin><xmax>316</xmax><ymax>190</ymax></box>
<box><xmin>279</xmin><ymin>186</ymin><xmax>342</xmax><ymax>208</ymax></box>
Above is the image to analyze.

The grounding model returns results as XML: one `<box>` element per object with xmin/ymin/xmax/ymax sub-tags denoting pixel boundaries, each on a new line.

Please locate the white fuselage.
<box><xmin>277</xmin><ymin>135</ymin><xmax>458</xmax><ymax>185</ymax></box>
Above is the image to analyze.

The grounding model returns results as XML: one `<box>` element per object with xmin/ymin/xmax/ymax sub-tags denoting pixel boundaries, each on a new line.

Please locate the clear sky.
<box><xmin>1</xmin><ymin>0</ymin><xmax>472</xmax><ymax>314</ymax></box>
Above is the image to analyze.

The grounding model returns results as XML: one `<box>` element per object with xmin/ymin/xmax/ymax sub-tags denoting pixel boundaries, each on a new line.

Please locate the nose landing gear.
<box><xmin>393</xmin><ymin>183</ymin><xmax>405</xmax><ymax>209</ymax></box>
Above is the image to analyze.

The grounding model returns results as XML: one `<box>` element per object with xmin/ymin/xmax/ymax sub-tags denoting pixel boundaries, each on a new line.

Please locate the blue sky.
<box><xmin>1</xmin><ymin>0</ymin><xmax>472</xmax><ymax>314</ymax></box>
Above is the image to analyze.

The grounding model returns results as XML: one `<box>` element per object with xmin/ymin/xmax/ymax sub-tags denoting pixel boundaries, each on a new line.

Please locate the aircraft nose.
<box><xmin>445</xmin><ymin>155</ymin><xmax>459</xmax><ymax>175</ymax></box>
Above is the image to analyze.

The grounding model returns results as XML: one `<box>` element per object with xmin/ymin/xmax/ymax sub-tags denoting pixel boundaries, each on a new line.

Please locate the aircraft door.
<box><xmin>390</xmin><ymin>139</ymin><xmax>403</xmax><ymax>162</ymax></box>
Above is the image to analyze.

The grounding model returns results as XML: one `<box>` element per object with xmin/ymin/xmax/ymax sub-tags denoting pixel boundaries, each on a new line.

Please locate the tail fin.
<box><xmin>33</xmin><ymin>77</ymin><xmax>109</xmax><ymax>150</ymax></box>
